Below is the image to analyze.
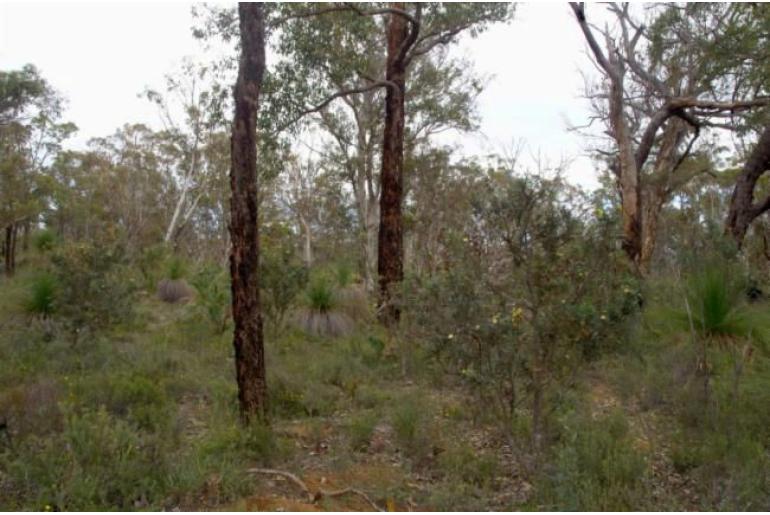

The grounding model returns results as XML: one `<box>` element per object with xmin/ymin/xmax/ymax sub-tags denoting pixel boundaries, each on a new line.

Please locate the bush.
<box><xmin>3</xmin><ymin>407</ymin><xmax>170</xmax><ymax>510</ymax></box>
<box><xmin>261</xmin><ymin>224</ymin><xmax>308</xmax><ymax>331</ymax></box>
<box><xmin>49</xmin><ymin>241</ymin><xmax>137</xmax><ymax>343</ymax></box>
<box><xmin>189</xmin><ymin>265</ymin><xmax>230</xmax><ymax>333</ymax></box>
<box><xmin>535</xmin><ymin>410</ymin><xmax>648</xmax><ymax>510</ymax></box>
<box><xmin>438</xmin><ymin>444</ymin><xmax>499</xmax><ymax>489</ymax></box>
<box><xmin>32</xmin><ymin>229</ymin><xmax>57</xmax><ymax>253</ymax></box>
<box><xmin>23</xmin><ymin>273</ymin><xmax>58</xmax><ymax>319</ymax></box>
<box><xmin>348</xmin><ymin>412</ymin><xmax>378</xmax><ymax>451</ymax></box>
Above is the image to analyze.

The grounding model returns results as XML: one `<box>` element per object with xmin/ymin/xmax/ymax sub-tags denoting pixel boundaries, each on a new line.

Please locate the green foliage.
<box><xmin>23</xmin><ymin>272</ymin><xmax>57</xmax><ymax>318</ymax></box>
<box><xmin>391</xmin><ymin>398</ymin><xmax>431</xmax><ymax>460</ymax></box>
<box><xmin>438</xmin><ymin>444</ymin><xmax>499</xmax><ymax>489</ymax></box>
<box><xmin>189</xmin><ymin>265</ymin><xmax>230</xmax><ymax>333</ymax></box>
<box><xmin>32</xmin><ymin>229</ymin><xmax>57</xmax><ymax>252</ymax></box>
<box><xmin>165</xmin><ymin>255</ymin><xmax>188</xmax><ymax>280</ymax></box>
<box><xmin>260</xmin><ymin>226</ymin><xmax>308</xmax><ymax>331</ymax></box>
<box><xmin>49</xmin><ymin>241</ymin><xmax>137</xmax><ymax>341</ymax></box>
<box><xmin>348</xmin><ymin>412</ymin><xmax>378</xmax><ymax>451</ymax></box>
<box><xmin>3</xmin><ymin>407</ymin><xmax>170</xmax><ymax>510</ymax></box>
<box><xmin>305</xmin><ymin>275</ymin><xmax>336</xmax><ymax>313</ymax></box>
<box><xmin>536</xmin><ymin>410</ymin><xmax>649</xmax><ymax>511</ymax></box>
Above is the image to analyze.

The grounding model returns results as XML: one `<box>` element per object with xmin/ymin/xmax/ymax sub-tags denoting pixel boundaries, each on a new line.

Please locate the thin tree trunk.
<box><xmin>726</xmin><ymin>126</ymin><xmax>770</xmax><ymax>246</ymax></box>
<box><xmin>377</xmin><ymin>4</ymin><xmax>409</xmax><ymax>326</ymax></box>
<box><xmin>3</xmin><ymin>225</ymin><xmax>10</xmax><ymax>277</ymax></box>
<box><xmin>229</xmin><ymin>1</ymin><xmax>267</xmax><ymax>423</ymax></box>
<box><xmin>300</xmin><ymin>217</ymin><xmax>312</xmax><ymax>267</ymax></box>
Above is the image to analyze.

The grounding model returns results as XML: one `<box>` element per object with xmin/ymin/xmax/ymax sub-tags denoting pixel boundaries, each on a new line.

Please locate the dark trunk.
<box><xmin>726</xmin><ymin>126</ymin><xmax>770</xmax><ymax>246</ymax></box>
<box><xmin>4</xmin><ymin>224</ymin><xmax>16</xmax><ymax>277</ymax></box>
<box><xmin>21</xmin><ymin>222</ymin><xmax>28</xmax><ymax>252</ymax></box>
<box><xmin>229</xmin><ymin>1</ymin><xmax>267</xmax><ymax>423</ymax></box>
<box><xmin>377</xmin><ymin>4</ymin><xmax>409</xmax><ymax>326</ymax></box>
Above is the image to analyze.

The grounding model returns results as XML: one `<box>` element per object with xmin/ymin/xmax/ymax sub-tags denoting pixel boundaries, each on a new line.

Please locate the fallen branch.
<box><xmin>247</xmin><ymin>468</ymin><xmax>384</xmax><ymax>512</ymax></box>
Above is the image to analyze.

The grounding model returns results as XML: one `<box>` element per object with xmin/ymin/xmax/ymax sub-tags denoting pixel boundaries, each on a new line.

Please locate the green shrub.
<box><xmin>260</xmin><ymin>227</ymin><xmax>308</xmax><ymax>331</ymax></box>
<box><xmin>4</xmin><ymin>407</ymin><xmax>170</xmax><ymax>510</ymax></box>
<box><xmin>23</xmin><ymin>273</ymin><xmax>58</xmax><ymax>319</ymax></box>
<box><xmin>189</xmin><ymin>265</ymin><xmax>230</xmax><ymax>333</ymax></box>
<box><xmin>165</xmin><ymin>255</ymin><xmax>188</xmax><ymax>281</ymax></box>
<box><xmin>391</xmin><ymin>398</ymin><xmax>432</xmax><ymax>460</ymax></box>
<box><xmin>348</xmin><ymin>412</ymin><xmax>378</xmax><ymax>451</ymax></box>
<box><xmin>69</xmin><ymin>372</ymin><xmax>170</xmax><ymax>431</ymax></box>
<box><xmin>306</xmin><ymin>276</ymin><xmax>335</xmax><ymax>312</ymax></box>
<box><xmin>536</xmin><ymin>409</ymin><xmax>649</xmax><ymax>511</ymax></box>
<box><xmin>50</xmin><ymin>241</ymin><xmax>137</xmax><ymax>343</ymax></box>
<box><xmin>32</xmin><ymin>229</ymin><xmax>57</xmax><ymax>253</ymax></box>
<box><xmin>438</xmin><ymin>444</ymin><xmax>499</xmax><ymax>488</ymax></box>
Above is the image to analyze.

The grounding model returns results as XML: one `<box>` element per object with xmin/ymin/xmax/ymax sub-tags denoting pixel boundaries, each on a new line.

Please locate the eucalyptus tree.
<box><xmin>229</xmin><ymin>2</ymin><xmax>268</xmax><ymax>423</ymax></box>
<box><xmin>271</xmin><ymin>2</ymin><xmax>513</xmax><ymax>324</ymax></box>
<box><xmin>1</xmin><ymin>65</ymin><xmax>73</xmax><ymax>275</ymax></box>
<box><xmin>272</xmin><ymin>8</ymin><xmax>486</xmax><ymax>293</ymax></box>
<box><xmin>143</xmin><ymin>60</ymin><xmax>230</xmax><ymax>247</ymax></box>
<box><xmin>571</xmin><ymin>3</ymin><xmax>770</xmax><ymax>272</ymax></box>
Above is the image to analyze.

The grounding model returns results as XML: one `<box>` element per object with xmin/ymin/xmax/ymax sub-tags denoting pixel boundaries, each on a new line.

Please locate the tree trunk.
<box><xmin>377</xmin><ymin>4</ymin><xmax>409</xmax><ymax>326</ymax></box>
<box><xmin>300</xmin><ymin>217</ymin><xmax>312</xmax><ymax>267</ymax></box>
<box><xmin>640</xmin><ymin>191</ymin><xmax>665</xmax><ymax>275</ymax></box>
<box><xmin>726</xmin><ymin>126</ymin><xmax>770</xmax><ymax>246</ymax></box>
<box><xmin>4</xmin><ymin>224</ymin><xmax>16</xmax><ymax>277</ymax></box>
<box><xmin>229</xmin><ymin>1</ymin><xmax>267</xmax><ymax>423</ymax></box>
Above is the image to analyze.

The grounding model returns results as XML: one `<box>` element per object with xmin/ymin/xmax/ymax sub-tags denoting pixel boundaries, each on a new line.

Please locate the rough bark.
<box><xmin>377</xmin><ymin>3</ymin><xmax>411</xmax><ymax>325</ymax></box>
<box><xmin>229</xmin><ymin>1</ymin><xmax>267</xmax><ymax>423</ymax></box>
<box><xmin>726</xmin><ymin>126</ymin><xmax>770</xmax><ymax>246</ymax></box>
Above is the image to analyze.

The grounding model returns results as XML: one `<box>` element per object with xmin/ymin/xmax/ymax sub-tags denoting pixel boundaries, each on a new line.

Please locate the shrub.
<box><xmin>438</xmin><ymin>444</ymin><xmax>499</xmax><ymax>488</ymax></box>
<box><xmin>535</xmin><ymin>410</ymin><xmax>648</xmax><ymax>511</ymax></box>
<box><xmin>23</xmin><ymin>273</ymin><xmax>58</xmax><ymax>319</ymax></box>
<box><xmin>50</xmin><ymin>241</ymin><xmax>137</xmax><ymax>343</ymax></box>
<box><xmin>391</xmin><ymin>398</ymin><xmax>430</xmax><ymax>460</ymax></box>
<box><xmin>189</xmin><ymin>265</ymin><xmax>230</xmax><ymax>333</ymax></box>
<box><xmin>348</xmin><ymin>412</ymin><xmax>378</xmax><ymax>451</ymax></box>
<box><xmin>4</xmin><ymin>407</ymin><xmax>170</xmax><ymax>510</ymax></box>
<box><xmin>261</xmin><ymin>224</ymin><xmax>308</xmax><ymax>331</ymax></box>
<box><xmin>32</xmin><ymin>229</ymin><xmax>57</xmax><ymax>253</ymax></box>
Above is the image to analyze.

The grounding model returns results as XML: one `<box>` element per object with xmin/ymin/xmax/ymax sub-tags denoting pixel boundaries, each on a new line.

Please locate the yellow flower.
<box><xmin>447</xmin><ymin>333</ymin><xmax>454</xmax><ymax>340</ymax></box>
<box><xmin>511</xmin><ymin>306</ymin><xmax>524</xmax><ymax>326</ymax></box>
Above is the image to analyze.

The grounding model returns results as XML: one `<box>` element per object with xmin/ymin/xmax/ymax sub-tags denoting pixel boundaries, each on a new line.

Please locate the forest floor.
<box><xmin>2</xmin><ymin>263</ymin><xmax>768</xmax><ymax>510</ymax></box>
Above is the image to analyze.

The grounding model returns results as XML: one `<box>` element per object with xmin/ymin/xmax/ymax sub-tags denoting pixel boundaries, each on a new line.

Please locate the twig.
<box><xmin>247</xmin><ymin>468</ymin><xmax>385</xmax><ymax>511</ymax></box>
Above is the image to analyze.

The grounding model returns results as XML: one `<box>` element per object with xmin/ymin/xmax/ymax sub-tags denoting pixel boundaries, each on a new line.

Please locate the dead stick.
<box><xmin>247</xmin><ymin>468</ymin><xmax>384</xmax><ymax>511</ymax></box>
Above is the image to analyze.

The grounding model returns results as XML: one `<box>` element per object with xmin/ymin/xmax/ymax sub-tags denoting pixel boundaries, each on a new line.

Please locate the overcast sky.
<box><xmin>0</xmin><ymin>2</ymin><xmax>604</xmax><ymax>189</ymax></box>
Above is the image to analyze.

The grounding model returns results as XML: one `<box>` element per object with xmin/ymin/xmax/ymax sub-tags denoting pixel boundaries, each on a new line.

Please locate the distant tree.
<box><xmin>1</xmin><ymin>65</ymin><xmax>74</xmax><ymax>276</ymax></box>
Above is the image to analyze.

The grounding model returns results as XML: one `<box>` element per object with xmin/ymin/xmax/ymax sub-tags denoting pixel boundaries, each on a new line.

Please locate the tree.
<box><xmin>1</xmin><ymin>65</ymin><xmax>73</xmax><ymax>276</ymax></box>
<box><xmin>229</xmin><ymin>2</ymin><xmax>268</xmax><ymax>423</ymax></box>
<box><xmin>571</xmin><ymin>3</ymin><xmax>770</xmax><ymax>271</ymax></box>
<box><xmin>726</xmin><ymin>126</ymin><xmax>770</xmax><ymax>245</ymax></box>
<box><xmin>143</xmin><ymin>60</ymin><xmax>230</xmax><ymax>247</ymax></box>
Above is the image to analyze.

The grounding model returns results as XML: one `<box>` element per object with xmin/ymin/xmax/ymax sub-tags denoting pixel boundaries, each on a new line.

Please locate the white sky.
<box><xmin>0</xmin><ymin>1</ymin><xmax>604</xmax><ymax>189</ymax></box>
